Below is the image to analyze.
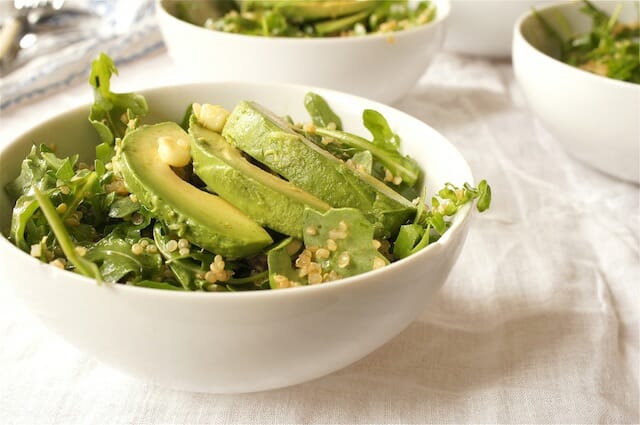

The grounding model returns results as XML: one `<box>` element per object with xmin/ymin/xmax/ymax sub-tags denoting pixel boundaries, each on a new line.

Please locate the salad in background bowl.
<box><xmin>513</xmin><ymin>0</ymin><xmax>639</xmax><ymax>183</ymax></box>
<box><xmin>155</xmin><ymin>0</ymin><xmax>450</xmax><ymax>104</ymax></box>
<box><xmin>0</xmin><ymin>54</ymin><xmax>489</xmax><ymax>393</ymax></box>
<box><xmin>178</xmin><ymin>0</ymin><xmax>438</xmax><ymax>37</ymax></box>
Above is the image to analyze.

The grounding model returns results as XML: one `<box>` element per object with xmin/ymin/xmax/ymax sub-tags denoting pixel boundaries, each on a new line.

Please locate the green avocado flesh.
<box><xmin>222</xmin><ymin>101</ymin><xmax>416</xmax><ymax>238</ymax></box>
<box><xmin>189</xmin><ymin>119</ymin><xmax>331</xmax><ymax>238</ymax></box>
<box><xmin>270</xmin><ymin>0</ymin><xmax>377</xmax><ymax>21</ymax></box>
<box><xmin>116</xmin><ymin>122</ymin><xmax>273</xmax><ymax>258</ymax></box>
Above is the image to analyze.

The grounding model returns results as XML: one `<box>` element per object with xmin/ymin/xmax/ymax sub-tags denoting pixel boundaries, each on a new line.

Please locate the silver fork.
<box><xmin>0</xmin><ymin>0</ymin><xmax>57</xmax><ymax>75</ymax></box>
<box><xmin>0</xmin><ymin>0</ymin><xmax>99</xmax><ymax>76</ymax></box>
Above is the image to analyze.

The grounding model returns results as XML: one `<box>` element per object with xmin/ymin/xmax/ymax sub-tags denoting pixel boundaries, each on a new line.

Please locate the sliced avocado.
<box><xmin>222</xmin><ymin>101</ymin><xmax>416</xmax><ymax>238</ymax></box>
<box><xmin>314</xmin><ymin>8</ymin><xmax>370</xmax><ymax>36</ymax></box>
<box><xmin>276</xmin><ymin>0</ymin><xmax>376</xmax><ymax>22</ymax></box>
<box><xmin>116</xmin><ymin>122</ymin><xmax>273</xmax><ymax>258</ymax></box>
<box><xmin>189</xmin><ymin>118</ymin><xmax>331</xmax><ymax>238</ymax></box>
<box><xmin>240</xmin><ymin>0</ymin><xmax>376</xmax><ymax>21</ymax></box>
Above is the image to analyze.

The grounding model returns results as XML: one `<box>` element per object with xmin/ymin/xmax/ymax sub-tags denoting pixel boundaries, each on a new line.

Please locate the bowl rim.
<box><xmin>156</xmin><ymin>0</ymin><xmax>450</xmax><ymax>44</ymax></box>
<box><xmin>0</xmin><ymin>80</ymin><xmax>473</xmax><ymax>300</ymax></box>
<box><xmin>514</xmin><ymin>0</ymin><xmax>640</xmax><ymax>90</ymax></box>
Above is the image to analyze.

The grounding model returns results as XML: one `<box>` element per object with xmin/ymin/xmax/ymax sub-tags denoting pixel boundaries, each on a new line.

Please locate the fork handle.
<box><xmin>0</xmin><ymin>16</ymin><xmax>26</xmax><ymax>75</ymax></box>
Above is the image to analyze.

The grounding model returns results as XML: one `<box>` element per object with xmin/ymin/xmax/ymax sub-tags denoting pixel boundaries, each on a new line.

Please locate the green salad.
<box><xmin>4</xmin><ymin>53</ymin><xmax>490</xmax><ymax>292</ymax></box>
<box><xmin>172</xmin><ymin>0</ymin><xmax>436</xmax><ymax>37</ymax></box>
<box><xmin>536</xmin><ymin>0</ymin><xmax>639</xmax><ymax>83</ymax></box>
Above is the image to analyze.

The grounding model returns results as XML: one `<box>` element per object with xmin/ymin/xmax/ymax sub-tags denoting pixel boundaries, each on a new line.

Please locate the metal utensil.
<box><xmin>0</xmin><ymin>0</ymin><xmax>54</xmax><ymax>75</ymax></box>
<box><xmin>0</xmin><ymin>0</ymin><xmax>99</xmax><ymax>76</ymax></box>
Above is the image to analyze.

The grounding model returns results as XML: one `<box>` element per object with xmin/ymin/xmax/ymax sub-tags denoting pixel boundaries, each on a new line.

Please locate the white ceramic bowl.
<box><xmin>513</xmin><ymin>1</ymin><xmax>640</xmax><ymax>183</ymax></box>
<box><xmin>0</xmin><ymin>82</ymin><xmax>474</xmax><ymax>394</ymax></box>
<box><xmin>444</xmin><ymin>0</ymin><xmax>549</xmax><ymax>58</ymax></box>
<box><xmin>155</xmin><ymin>0</ymin><xmax>450</xmax><ymax>104</ymax></box>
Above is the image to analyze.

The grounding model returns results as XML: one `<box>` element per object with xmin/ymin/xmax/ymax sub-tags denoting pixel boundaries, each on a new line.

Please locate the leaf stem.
<box><xmin>32</xmin><ymin>187</ymin><xmax>102</xmax><ymax>281</ymax></box>
<box><xmin>62</xmin><ymin>172</ymin><xmax>98</xmax><ymax>220</ymax></box>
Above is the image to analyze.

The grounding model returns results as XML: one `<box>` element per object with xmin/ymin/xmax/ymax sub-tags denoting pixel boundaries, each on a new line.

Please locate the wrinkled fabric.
<box><xmin>0</xmin><ymin>53</ymin><xmax>638</xmax><ymax>424</ymax></box>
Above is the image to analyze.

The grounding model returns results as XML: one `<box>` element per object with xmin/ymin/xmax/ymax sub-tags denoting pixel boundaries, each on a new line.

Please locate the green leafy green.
<box><xmin>302</xmin><ymin>208</ymin><xmax>388</xmax><ymax>280</ymax></box>
<box><xmin>108</xmin><ymin>196</ymin><xmax>140</xmax><ymax>219</ymax></box>
<box><xmin>267</xmin><ymin>237</ymin><xmax>304</xmax><ymax>288</ymax></box>
<box><xmin>351</xmin><ymin>150</ymin><xmax>373</xmax><ymax>175</ymax></box>
<box><xmin>6</xmin><ymin>145</ymin><xmax>54</xmax><ymax>200</ymax></box>
<box><xmin>363</xmin><ymin>109</ymin><xmax>400</xmax><ymax>151</ymax></box>
<box><xmin>314</xmin><ymin>126</ymin><xmax>420</xmax><ymax>186</ymax></box>
<box><xmin>536</xmin><ymin>0</ymin><xmax>639</xmax><ymax>83</ymax></box>
<box><xmin>304</xmin><ymin>92</ymin><xmax>343</xmax><ymax>130</ymax></box>
<box><xmin>88</xmin><ymin>53</ymin><xmax>149</xmax><ymax>145</ymax></box>
<box><xmin>9</xmin><ymin>196</ymin><xmax>40</xmax><ymax>251</ymax></box>
<box><xmin>392</xmin><ymin>223</ymin><xmax>423</xmax><ymax>259</ymax></box>
<box><xmin>32</xmin><ymin>187</ymin><xmax>102</xmax><ymax>280</ymax></box>
<box><xmin>201</xmin><ymin>0</ymin><xmax>436</xmax><ymax>37</ymax></box>
<box><xmin>301</xmin><ymin>93</ymin><xmax>420</xmax><ymax>187</ymax></box>
<box><xmin>394</xmin><ymin>180</ymin><xmax>492</xmax><ymax>259</ymax></box>
<box><xmin>131</xmin><ymin>280</ymin><xmax>185</xmax><ymax>291</ymax></box>
<box><xmin>84</xmin><ymin>235</ymin><xmax>162</xmax><ymax>283</ymax></box>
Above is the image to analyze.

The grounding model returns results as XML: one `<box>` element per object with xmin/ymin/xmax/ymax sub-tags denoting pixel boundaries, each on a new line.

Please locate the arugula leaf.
<box><xmin>362</xmin><ymin>109</ymin><xmax>400</xmax><ymax>151</ymax></box>
<box><xmin>300</xmin><ymin>93</ymin><xmax>420</xmax><ymax>186</ymax></box>
<box><xmin>55</xmin><ymin>158</ymin><xmax>76</xmax><ymax>181</ymax></box>
<box><xmin>9</xmin><ymin>196</ymin><xmax>40</xmax><ymax>251</ymax></box>
<box><xmin>536</xmin><ymin>1</ymin><xmax>640</xmax><ymax>83</ymax></box>
<box><xmin>395</xmin><ymin>180</ymin><xmax>492</xmax><ymax>258</ymax></box>
<box><xmin>153</xmin><ymin>223</ymin><xmax>197</xmax><ymax>290</ymax></box>
<box><xmin>108</xmin><ymin>196</ymin><xmax>140</xmax><ymax>219</ymax></box>
<box><xmin>350</xmin><ymin>150</ymin><xmax>373</xmax><ymax>175</ymax></box>
<box><xmin>84</xmin><ymin>234</ymin><xmax>162</xmax><ymax>283</ymax></box>
<box><xmin>6</xmin><ymin>145</ymin><xmax>54</xmax><ymax>200</ymax></box>
<box><xmin>88</xmin><ymin>53</ymin><xmax>149</xmax><ymax>145</ymax></box>
<box><xmin>131</xmin><ymin>280</ymin><xmax>185</xmax><ymax>291</ymax></box>
<box><xmin>32</xmin><ymin>187</ymin><xmax>102</xmax><ymax>280</ymax></box>
<box><xmin>392</xmin><ymin>223</ymin><xmax>424</xmax><ymax>259</ymax></box>
<box><xmin>267</xmin><ymin>237</ymin><xmax>304</xmax><ymax>289</ymax></box>
<box><xmin>95</xmin><ymin>142</ymin><xmax>115</xmax><ymax>164</ymax></box>
<box><xmin>304</xmin><ymin>92</ymin><xmax>343</xmax><ymax>130</ymax></box>
<box><xmin>302</xmin><ymin>207</ymin><xmax>388</xmax><ymax>280</ymax></box>
<box><xmin>315</xmin><ymin>126</ymin><xmax>420</xmax><ymax>186</ymax></box>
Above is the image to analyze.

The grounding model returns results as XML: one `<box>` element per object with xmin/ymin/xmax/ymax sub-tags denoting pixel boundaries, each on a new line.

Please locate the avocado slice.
<box><xmin>222</xmin><ymin>101</ymin><xmax>416</xmax><ymax>238</ymax></box>
<box><xmin>116</xmin><ymin>122</ymin><xmax>273</xmax><ymax>258</ymax></box>
<box><xmin>240</xmin><ymin>0</ymin><xmax>377</xmax><ymax>22</ymax></box>
<box><xmin>189</xmin><ymin>119</ymin><xmax>331</xmax><ymax>238</ymax></box>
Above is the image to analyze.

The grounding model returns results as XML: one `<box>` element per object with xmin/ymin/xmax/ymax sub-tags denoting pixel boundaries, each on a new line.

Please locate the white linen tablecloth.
<box><xmin>0</xmin><ymin>51</ymin><xmax>638</xmax><ymax>424</ymax></box>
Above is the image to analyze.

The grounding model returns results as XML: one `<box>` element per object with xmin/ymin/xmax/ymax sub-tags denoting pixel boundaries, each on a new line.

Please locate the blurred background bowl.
<box><xmin>444</xmin><ymin>0</ymin><xmax>549</xmax><ymax>58</ymax></box>
<box><xmin>156</xmin><ymin>0</ymin><xmax>449</xmax><ymax>104</ymax></box>
<box><xmin>513</xmin><ymin>0</ymin><xmax>640</xmax><ymax>183</ymax></box>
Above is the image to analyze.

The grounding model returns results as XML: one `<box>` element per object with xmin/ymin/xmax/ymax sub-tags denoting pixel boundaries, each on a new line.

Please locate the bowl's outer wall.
<box><xmin>156</xmin><ymin>0</ymin><xmax>450</xmax><ymax>104</ymax></box>
<box><xmin>513</xmin><ymin>1</ymin><xmax>640</xmax><ymax>183</ymax></box>
<box><xmin>0</xmin><ymin>83</ymin><xmax>473</xmax><ymax>393</ymax></box>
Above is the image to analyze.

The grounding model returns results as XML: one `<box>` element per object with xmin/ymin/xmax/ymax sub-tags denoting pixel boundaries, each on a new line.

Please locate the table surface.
<box><xmin>0</xmin><ymin>50</ymin><xmax>638</xmax><ymax>424</ymax></box>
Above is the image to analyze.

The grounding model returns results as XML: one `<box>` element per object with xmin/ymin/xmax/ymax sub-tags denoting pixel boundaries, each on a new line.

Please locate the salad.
<box><xmin>4</xmin><ymin>53</ymin><xmax>490</xmax><ymax>292</ymax></box>
<box><xmin>536</xmin><ymin>0</ymin><xmax>639</xmax><ymax>83</ymax></box>
<box><xmin>172</xmin><ymin>0</ymin><xmax>437</xmax><ymax>37</ymax></box>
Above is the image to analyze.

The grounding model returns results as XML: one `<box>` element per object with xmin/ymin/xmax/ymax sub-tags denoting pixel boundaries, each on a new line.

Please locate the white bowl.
<box><xmin>0</xmin><ymin>82</ymin><xmax>473</xmax><ymax>393</ymax></box>
<box><xmin>513</xmin><ymin>1</ymin><xmax>640</xmax><ymax>183</ymax></box>
<box><xmin>156</xmin><ymin>0</ymin><xmax>449</xmax><ymax>104</ymax></box>
<box><xmin>444</xmin><ymin>0</ymin><xmax>549</xmax><ymax>58</ymax></box>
